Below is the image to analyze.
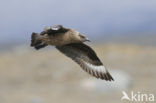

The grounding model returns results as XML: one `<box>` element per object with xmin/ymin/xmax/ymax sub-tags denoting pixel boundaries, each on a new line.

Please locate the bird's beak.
<box><xmin>86</xmin><ymin>38</ymin><xmax>91</xmax><ymax>42</ymax></box>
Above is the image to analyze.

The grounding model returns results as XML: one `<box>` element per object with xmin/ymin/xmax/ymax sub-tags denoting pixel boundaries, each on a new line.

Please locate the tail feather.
<box><xmin>31</xmin><ymin>32</ymin><xmax>39</xmax><ymax>46</ymax></box>
<box><xmin>31</xmin><ymin>32</ymin><xmax>47</xmax><ymax>50</ymax></box>
<box><xmin>34</xmin><ymin>43</ymin><xmax>48</xmax><ymax>50</ymax></box>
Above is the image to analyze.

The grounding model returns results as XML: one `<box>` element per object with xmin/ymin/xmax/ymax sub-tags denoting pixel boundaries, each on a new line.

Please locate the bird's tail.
<box><xmin>30</xmin><ymin>32</ymin><xmax>47</xmax><ymax>50</ymax></box>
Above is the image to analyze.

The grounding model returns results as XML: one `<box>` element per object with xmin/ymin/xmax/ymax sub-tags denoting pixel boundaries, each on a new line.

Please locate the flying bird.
<box><xmin>30</xmin><ymin>25</ymin><xmax>114</xmax><ymax>81</ymax></box>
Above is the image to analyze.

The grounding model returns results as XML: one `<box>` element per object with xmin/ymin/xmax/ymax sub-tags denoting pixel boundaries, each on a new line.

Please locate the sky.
<box><xmin>0</xmin><ymin>0</ymin><xmax>156</xmax><ymax>43</ymax></box>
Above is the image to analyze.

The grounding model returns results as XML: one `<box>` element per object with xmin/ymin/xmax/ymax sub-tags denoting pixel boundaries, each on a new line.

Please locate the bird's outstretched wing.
<box><xmin>56</xmin><ymin>43</ymin><xmax>114</xmax><ymax>81</ymax></box>
<box><xmin>41</xmin><ymin>25</ymin><xmax>68</xmax><ymax>36</ymax></box>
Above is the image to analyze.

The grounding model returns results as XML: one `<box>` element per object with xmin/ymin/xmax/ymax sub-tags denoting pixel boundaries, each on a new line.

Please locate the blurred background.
<box><xmin>0</xmin><ymin>0</ymin><xmax>156</xmax><ymax>103</ymax></box>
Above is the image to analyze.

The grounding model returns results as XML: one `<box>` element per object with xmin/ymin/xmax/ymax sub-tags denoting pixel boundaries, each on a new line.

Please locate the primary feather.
<box><xmin>56</xmin><ymin>43</ymin><xmax>114</xmax><ymax>81</ymax></box>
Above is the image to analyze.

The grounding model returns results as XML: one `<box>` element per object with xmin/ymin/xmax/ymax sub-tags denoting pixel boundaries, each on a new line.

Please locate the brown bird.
<box><xmin>31</xmin><ymin>25</ymin><xmax>114</xmax><ymax>81</ymax></box>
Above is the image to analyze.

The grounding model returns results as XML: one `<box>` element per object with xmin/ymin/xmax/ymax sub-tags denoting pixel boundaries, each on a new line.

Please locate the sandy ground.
<box><xmin>0</xmin><ymin>44</ymin><xmax>155</xmax><ymax>103</ymax></box>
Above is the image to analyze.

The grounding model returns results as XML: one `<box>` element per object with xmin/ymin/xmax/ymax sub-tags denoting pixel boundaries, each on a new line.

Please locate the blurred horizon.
<box><xmin>0</xmin><ymin>1</ymin><xmax>156</xmax><ymax>103</ymax></box>
<box><xmin>0</xmin><ymin>0</ymin><xmax>156</xmax><ymax>45</ymax></box>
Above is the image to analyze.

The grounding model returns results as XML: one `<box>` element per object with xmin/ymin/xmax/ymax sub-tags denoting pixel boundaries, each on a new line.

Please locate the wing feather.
<box><xmin>42</xmin><ymin>25</ymin><xmax>68</xmax><ymax>36</ymax></box>
<box><xmin>56</xmin><ymin>43</ymin><xmax>114</xmax><ymax>81</ymax></box>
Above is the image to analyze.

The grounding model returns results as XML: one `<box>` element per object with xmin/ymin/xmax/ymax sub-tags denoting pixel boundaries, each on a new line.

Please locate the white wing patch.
<box><xmin>50</xmin><ymin>25</ymin><xmax>60</xmax><ymax>30</ymax></box>
<box><xmin>83</xmin><ymin>61</ymin><xmax>107</xmax><ymax>73</ymax></box>
<box><xmin>51</xmin><ymin>27</ymin><xmax>59</xmax><ymax>30</ymax></box>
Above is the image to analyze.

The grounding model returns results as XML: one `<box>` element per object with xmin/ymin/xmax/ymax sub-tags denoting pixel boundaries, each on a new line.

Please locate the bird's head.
<box><xmin>78</xmin><ymin>33</ymin><xmax>91</xmax><ymax>42</ymax></box>
<box><xmin>72</xmin><ymin>31</ymin><xmax>90</xmax><ymax>43</ymax></box>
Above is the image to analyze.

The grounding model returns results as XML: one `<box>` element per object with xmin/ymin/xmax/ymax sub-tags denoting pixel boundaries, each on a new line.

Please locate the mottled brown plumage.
<box><xmin>31</xmin><ymin>25</ymin><xmax>114</xmax><ymax>81</ymax></box>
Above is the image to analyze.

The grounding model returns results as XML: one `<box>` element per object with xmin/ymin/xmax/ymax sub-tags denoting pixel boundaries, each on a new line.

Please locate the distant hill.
<box><xmin>91</xmin><ymin>33</ymin><xmax>156</xmax><ymax>46</ymax></box>
<box><xmin>0</xmin><ymin>33</ymin><xmax>155</xmax><ymax>51</ymax></box>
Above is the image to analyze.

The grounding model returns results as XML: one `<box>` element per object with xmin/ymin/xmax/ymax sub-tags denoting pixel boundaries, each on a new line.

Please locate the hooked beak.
<box><xmin>86</xmin><ymin>38</ymin><xmax>91</xmax><ymax>42</ymax></box>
